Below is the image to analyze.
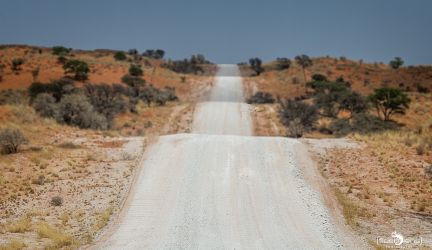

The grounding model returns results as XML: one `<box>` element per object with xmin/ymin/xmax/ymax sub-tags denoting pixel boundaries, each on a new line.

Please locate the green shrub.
<box><xmin>11</xmin><ymin>58</ymin><xmax>24</xmax><ymax>72</ymax></box>
<box><xmin>114</xmin><ymin>51</ymin><xmax>127</xmax><ymax>61</ymax></box>
<box><xmin>63</xmin><ymin>59</ymin><xmax>90</xmax><ymax>80</ymax></box>
<box><xmin>121</xmin><ymin>74</ymin><xmax>145</xmax><ymax>88</ymax></box>
<box><xmin>142</xmin><ymin>49</ymin><xmax>165</xmax><ymax>59</ymax></box>
<box><xmin>128</xmin><ymin>64</ymin><xmax>143</xmax><ymax>77</ymax></box>
<box><xmin>275</xmin><ymin>58</ymin><xmax>291</xmax><ymax>70</ymax></box>
<box><xmin>52</xmin><ymin>46</ymin><xmax>71</xmax><ymax>56</ymax></box>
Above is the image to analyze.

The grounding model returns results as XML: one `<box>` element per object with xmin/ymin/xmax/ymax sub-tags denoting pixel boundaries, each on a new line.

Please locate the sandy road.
<box><xmin>98</xmin><ymin>65</ymin><xmax>349</xmax><ymax>249</ymax></box>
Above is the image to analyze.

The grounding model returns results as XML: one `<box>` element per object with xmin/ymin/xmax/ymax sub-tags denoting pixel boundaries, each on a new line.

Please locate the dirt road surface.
<box><xmin>97</xmin><ymin>65</ymin><xmax>355</xmax><ymax>249</ymax></box>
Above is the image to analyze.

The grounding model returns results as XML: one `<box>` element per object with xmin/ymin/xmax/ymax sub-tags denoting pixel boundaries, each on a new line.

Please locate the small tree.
<box><xmin>155</xmin><ymin>49</ymin><xmax>165</xmax><ymax>59</ymax></box>
<box><xmin>128</xmin><ymin>49</ymin><xmax>139</xmax><ymax>56</ymax></box>
<box><xmin>339</xmin><ymin>91</ymin><xmax>368</xmax><ymax>118</ymax></box>
<box><xmin>63</xmin><ymin>60</ymin><xmax>90</xmax><ymax>80</ymax></box>
<box><xmin>276</xmin><ymin>58</ymin><xmax>291</xmax><ymax>70</ymax></box>
<box><xmin>114</xmin><ymin>51</ymin><xmax>127</xmax><ymax>61</ymax></box>
<box><xmin>389</xmin><ymin>57</ymin><xmax>404</xmax><ymax>69</ymax></box>
<box><xmin>368</xmin><ymin>87</ymin><xmax>410</xmax><ymax>121</ymax></box>
<box><xmin>249</xmin><ymin>58</ymin><xmax>264</xmax><ymax>76</ymax></box>
<box><xmin>129</xmin><ymin>64</ymin><xmax>143</xmax><ymax>77</ymax></box>
<box><xmin>295</xmin><ymin>55</ymin><xmax>313</xmax><ymax>91</ymax></box>
<box><xmin>0</xmin><ymin>128</ymin><xmax>28</xmax><ymax>154</ymax></box>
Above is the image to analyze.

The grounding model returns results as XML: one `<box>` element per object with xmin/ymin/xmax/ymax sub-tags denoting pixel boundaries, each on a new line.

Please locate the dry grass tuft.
<box><xmin>36</xmin><ymin>222</ymin><xmax>74</xmax><ymax>249</ymax></box>
<box><xmin>6</xmin><ymin>216</ymin><xmax>31</xmax><ymax>233</ymax></box>
<box><xmin>334</xmin><ymin>188</ymin><xmax>368</xmax><ymax>227</ymax></box>
<box><xmin>0</xmin><ymin>239</ymin><xmax>25</xmax><ymax>250</ymax></box>
<box><xmin>93</xmin><ymin>207</ymin><xmax>113</xmax><ymax>232</ymax></box>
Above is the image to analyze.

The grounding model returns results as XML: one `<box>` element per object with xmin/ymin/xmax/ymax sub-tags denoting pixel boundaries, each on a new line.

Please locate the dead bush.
<box><xmin>0</xmin><ymin>128</ymin><xmax>28</xmax><ymax>154</ymax></box>
<box><xmin>51</xmin><ymin>196</ymin><xmax>63</xmax><ymax>206</ymax></box>
<box><xmin>247</xmin><ymin>92</ymin><xmax>275</xmax><ymax>104</ymax></box>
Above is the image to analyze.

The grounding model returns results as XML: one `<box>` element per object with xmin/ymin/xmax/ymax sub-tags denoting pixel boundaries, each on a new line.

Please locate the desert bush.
<box><xmin>329</xmin><ymin>113</ymin><xmax>398</xmax><ymax>136</ymax></box>
<box><xmin>311</xmin><ymin>74</ymin><xmax>328</xmax><ymax>82</ymax></box>
<box><xmin>63</xmin><ymin>59</ymin><xmax>90</xmax><ymax>80</ymax></box>
<box><xmin>249</xmin><ymin>58</ymin><xmax>264</xmax><ymax>76</ymax></box>
<box><xmin>51</xmin><ymin>196</ymin><xmax>63</xmax><ymax>206</ymax></box>
<box><xmin>32</xmin><ymin>175</ymin><xmax>46</xmax><ymax>185</ymax></box>
<box><xmin>57</xmin><ymin>93</ymin><xmax>108</xmax><ymax>129</ymax></box>
<box><xmin>275</xmin><ymin>57</ymin><xmax>291</xmax><ymax>70</ymax></box>
<box><xmin>389</xmin><ymin>57</ymin><xmax>404</xmax><ymax>69</ymax></box>
<box><xmin>247</xmin><ymin>92</ymin><xmax>275</xmax><ymax>104</ymax></box>
<box><xmin>161</xmin><ymin>54</ymin><xmax>208</xmax><ymax>74</ymax></box>
<box><xmin>279</xmin><ymin>100</ymin><xmax>319</xmax><ymax>137</ymax></box>
<box><xmin>368</xmin><ymin>87</ymin><xmax>410</xmax><ymax>121</ymax></box>
<box><xmin>0</xmin><ymin>89</ymin><xmax>28</xmax><ymax>105</ymax></box>
<box><xmin>11</xmin><ymin>58</ymin><xmax>24</xmax><ymax>72</ymax></box>
<box><xmin>114</xmin><ymin>51</ymin><xmax>127</xmax><ymax>61</ymax></box>
<box><xmin>57</xmin><ymin>55</ymin><xmax>67</xmax><ymax>65</ymax></box>
<box><xmin>329</xmin><ymin>118</ymin><xmax>352</xmax><ymax>136</ymax></box>
<box><xmin>416</xmin><ymin>144</ymin><xmax>425</xmax><ymax>155</ymax></box>
<box><xmin>28</xmin><ymin>78</ymin><xmax>75</xmax><ymax>101</ymax></box>
<box><xmin>128</xmin><ymin>49</ymin><xmax>139</xmax><ymax>56</ymax></box>
<box><xmin>52</xmin><ymin>46</ymin><xmax>71</xmax><ymax>56</ymax></box>
<box><xmin>0</xmin><ymin>128</ymin><xmax>28</xmax><ymax>154</ymax></box>
<box><xmin>339</xmin><ymin>91</ymin><xmax>368</xmax><ymax>117</ymax></box>
<box><xmin>121</xmin><ymin>74</ymin><xmax>146</xmax><ymax>89</ymax></box>
<box><xmin>425</xmin><ymin>165</ymin><xmax>432</xmax><ymax>177</ymax></box>
<box><xmin>142</xmin><ymin>49</ymin><xmax>165</xmax><ymax>59</ymax></box>
<box><xmin>416</xmin><ymin>84</ymin><xmax>430</xmax><ymax>93</ymax></box>
<box><xmin>32</xmin><ymin>93</ymin><xmax>58</xmax><ymax>118</ymax></box>
<box><xmin>129</xmin><ymin>64</ymin><xmax>143</xmax><ymax>76</ymax></box>
<box><xmin>84</xmin><ymin>83</ymin><xmax>128</xmax><ymax>126</ymax></box>
<box><xmin>310</xmin><ymin>80</ymin><xmax>367</xmax><ymax>118</ymax></box>
<box><xmin>138</xmin><ymin>85</ymin><xmax>178</xmax><ymax>106</ymax></box>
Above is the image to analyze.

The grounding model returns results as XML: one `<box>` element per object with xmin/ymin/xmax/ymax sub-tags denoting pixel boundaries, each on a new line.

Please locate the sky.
<box><xmin>1</xmin><ymin>0</ymin><xmax>431</xmax><ymax>65</ymax></box>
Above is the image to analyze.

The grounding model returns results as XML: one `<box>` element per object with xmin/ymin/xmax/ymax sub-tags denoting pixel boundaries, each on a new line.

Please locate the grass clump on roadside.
<box><xmin>6</xmin><ymin>215</ymin><xmax>32</xmax><ymax>233</ymax></box>
<box><xmin>0</xmin><ymin>239</ymin><xmax>25</xmax><ymax>250</ymax></box>
<box><xmin>333</xmin><ymin>188</ymin><xmax>368</xmax><ymax>227</ymax></box>
<box><xmin>36</xmin><ymin>222</ymin><xmax>74</xmax><ymax>249</ymax></box>
<box><xmin>93</xmin><ymin>207</ymin><xmax>114</xmax><ymax>232</ymax></box>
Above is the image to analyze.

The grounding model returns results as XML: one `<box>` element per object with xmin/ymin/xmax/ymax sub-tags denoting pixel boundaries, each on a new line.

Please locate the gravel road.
<box><xmin>98</xmin><ymin>65</ymin><xmax>349</xmax><ymax>249</ymax></box>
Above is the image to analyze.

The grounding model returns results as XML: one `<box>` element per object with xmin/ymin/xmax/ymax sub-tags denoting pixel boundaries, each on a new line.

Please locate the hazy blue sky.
<box><xmin>1</xmin><ymin>0</ymin><xmax>431</xmax><ymax>64</ymax></box>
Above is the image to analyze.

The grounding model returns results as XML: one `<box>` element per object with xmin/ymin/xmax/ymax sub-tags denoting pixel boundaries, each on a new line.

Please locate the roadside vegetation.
<box><xmin>243</xmin><ymin>55</ymin><xmax>432</xmax><ymax>246</ymax></box>
<box><xmin>0</xmin><ymin>44</ymin><xmax>213</xmax><ymax>249</ymax></box>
